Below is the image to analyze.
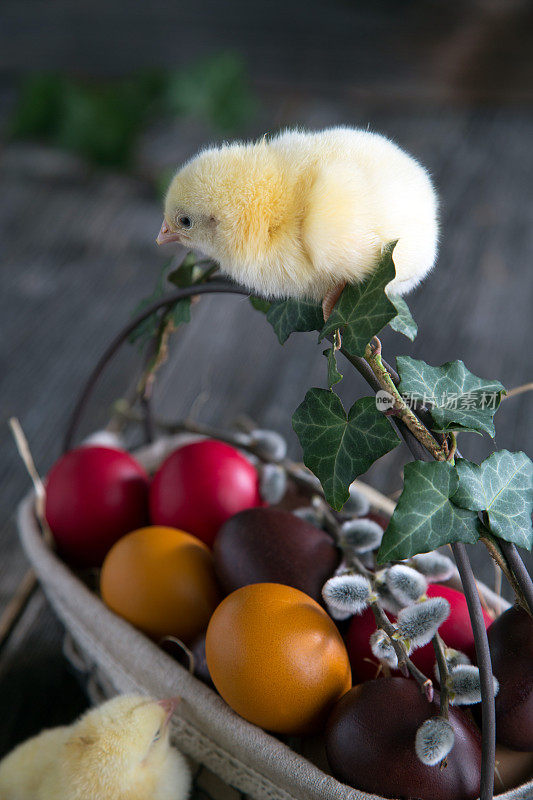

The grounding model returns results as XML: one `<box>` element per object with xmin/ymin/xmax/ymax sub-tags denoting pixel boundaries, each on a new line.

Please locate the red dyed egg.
<box><xmin>150</xmin><ymin>440</ymin><xmax>261</xmax><ymax>547</ymax></box>
<box><xmin>346</xmin><ymin>583</ymin><xmax>492</xmax><ymax>682</ymax></box>
<box><xmin>45</xmin><ymin>446</ymin><xmax>150</xmax><ymax>566</ymax></box>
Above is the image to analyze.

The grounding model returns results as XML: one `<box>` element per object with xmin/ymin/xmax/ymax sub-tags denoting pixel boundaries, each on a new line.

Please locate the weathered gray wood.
<box><xmin>1</xmin><ymin>95</ymin><xmax>532</xmax><ymax>761</ymax></box>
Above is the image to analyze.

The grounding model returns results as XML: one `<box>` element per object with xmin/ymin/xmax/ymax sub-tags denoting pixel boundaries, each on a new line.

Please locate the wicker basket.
<box><xmin>15</xmin><ymin>433</ymin><xmax>533</xmax><ymax>800</ymax></box>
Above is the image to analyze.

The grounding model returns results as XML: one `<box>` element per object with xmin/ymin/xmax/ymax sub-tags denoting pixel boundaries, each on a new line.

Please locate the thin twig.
<box><xmin>0</xmin><ymin>569</ymin><xmax>38</xmax><ymax>651</ymax></box>
<box><xmin>503</xmin><ymin>381</ymin><xmax>533</xmax><ymax>400</ymax></box>
<box><xmin>432</xmin><ymin>634</ymin><xmax>451</xmax><ymax>720</ymax></box>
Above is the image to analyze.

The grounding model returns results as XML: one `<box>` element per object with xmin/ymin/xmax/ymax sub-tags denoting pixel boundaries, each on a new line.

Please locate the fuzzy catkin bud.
<box><xmin>341</xmin><ymin>485</ymin><xmax>371</xmax><ymax>518</ymax></box>
<box><xmin>415</xmin><ymin>717</ymin><xmax>455</xmax><ymax>766</ymax></box>
<box><xmin>339</xmin><ymin>519</ymin><xmax>383</xmax><ymax>554</ymax></box>
<box><xmin>434</xmin><ymin>648</ymin><xmax>471</xmax><ymax>683</ymax></box>
<box><xmin>369</xmin><ymin>630</ymin><xmax>398</xmax><ymax>668</ymax></box>
<box><xmin>396</xmin><ymin>597</ymin><xmax>450</xmax><ymax>650</ymax></box>
<box><xmin>81</xmin><ymin>430</ymin><xmax>124</xmax><ymax>449</ymax></box>
<box><xmin>293</xmin><ymin>507</ymin><xmax>322</xmax><ymax>528</ymax></box>
<box><xmin>259</xmin><ymin>464</ymin><xmax>287</xmax><ymax>505</ymax></box>
<box><xmin>375</xmin><ymin>569</ymin><xmax>403</xmax><ymax>615</ymax></box>
<box><xmin>249</xmin><ymin>429</ymin><xmax>287</xmax><ymax>462</ymax></box>
<box><xmin>385</xmin><ymin>565</ymin><xmax>427</xmax><ymax>607</ymax></box>
<box><xmin>450</xmin><ymin>665</ymin><xmax>499</xmax><ymax>706</ymax></box>
<box><xmin>325</xmin><ymin>602</ymin><xmax>354</xmax><ymax>622</ymax></box>
<box><xmin>322</xmin><ymin>574</ymin><xmax>372</xmax><ymax>615</ymax></box>
<box><xmin>410</xmin><ymin>552</ymin><xmax>455</xmax><ymax>583</ymax></box>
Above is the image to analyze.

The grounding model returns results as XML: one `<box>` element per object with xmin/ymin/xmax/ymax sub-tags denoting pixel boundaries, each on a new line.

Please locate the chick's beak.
<box><xmin>156</xmin><ymin>220</ymin><xmax>182</xmax><ymax>246</ymax></box>
<box><xmin>158</xmin><ymin>696</ymin><xmax>181</xmax><ymax>726</ymax></box>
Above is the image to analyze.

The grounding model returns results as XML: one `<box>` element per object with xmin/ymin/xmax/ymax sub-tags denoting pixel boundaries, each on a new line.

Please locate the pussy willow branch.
<box><xmin>370</xmin><ymin>600</ymin><xmax>434</xmax><ymax>701</ymax></box>
<box><xmin>316</xmin><ymin>498</ymin><xmax>435</xmax><ymax>700</ymax></box>
<box><xmin>432</xmin><ymin>633</ymin><xmax>451</xmax><ymax>721</ymax></box>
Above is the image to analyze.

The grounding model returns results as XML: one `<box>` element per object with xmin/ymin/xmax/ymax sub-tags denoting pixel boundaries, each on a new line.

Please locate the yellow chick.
<box><xmin>157</xmin><ymin>127</ymin><xmax>439</xmax><ymax>310</ymax></box>
<box><xmin>0</xmin><ymin>695</ymin><xmax>191</xmax><ymax>800</ymax></box>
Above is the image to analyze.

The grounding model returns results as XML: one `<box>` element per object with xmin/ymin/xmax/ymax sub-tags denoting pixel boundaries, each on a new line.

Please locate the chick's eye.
<box><xmin>178</xmin><ymin>216</ymin><xmax>192</xmax><ymax>229</ymax></box>
<box><xmin>152</xmin><ymin>728</ymin><xmax>161</xmax><ymax>743</ymax></box>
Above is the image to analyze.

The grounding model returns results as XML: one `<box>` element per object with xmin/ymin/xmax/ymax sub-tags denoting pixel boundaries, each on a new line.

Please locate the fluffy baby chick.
<box><xmin>157</xmin><ymin>127</ymin><xmax>439</xmax><ymax>309</ymax></box>
<box><xmin>0</xmin><ymin>694</ymin><xmax>190</xmax><ymax>800</ymax></box>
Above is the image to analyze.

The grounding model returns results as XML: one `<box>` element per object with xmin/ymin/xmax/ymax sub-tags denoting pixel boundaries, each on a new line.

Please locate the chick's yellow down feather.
<box><xmin>0</xmin><ymin>695</ymin><xmax>191</xmax><ymax>800</ymax></box>
<box><xmin>158</xmin><ymin>127</ymin><xmax>439</xmax><ymax>302</ymax></box>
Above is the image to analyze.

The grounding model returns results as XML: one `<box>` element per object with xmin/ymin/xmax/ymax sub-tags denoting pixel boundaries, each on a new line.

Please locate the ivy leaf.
<box><xmin>388</xmin><ymin>293</ymin><xmax>418</xmax><ymax>341</ymax></box>
<box><xmin>323</xmin><ymin>348</ymin><xmax>343</xmax><ymax>388</ymax></box>
<box><xmin>266</xmin><ymin>298</ymin><xmax>324</xmax><ymax>344</ymax></box>
<box><xmin>168</xmin><ymin>297</ymin><xmax>192</xmax><ymax>327</ymax></box>
<box><xmin>249</xmin><ymin>295</ymin><xmax>271</xmax><ymax>314</ymax></box>
<box><xmin>167</xmin><ymin>252</ymin><xmax>197</xmax><ymax>287</ymax></box>
<box><xmin>396</xmin><ymin>356</ymin><xmax>505</xmax><ymax>437</ymax></box>
<box><xmin>453</xmin><ymin>452</ymin><xmax>533</xmax><ymax>550</ymax></box>
<box><xmin>292</xmin><ymin>389</ymin><xmax>400</xmax><ymax>510</ymax></box>
<box><xmin>320</xmin><ymin>243</ymin><xmax>398</xmax><ymax>357</ymax></box>
<box><xmin>377</xmin><ymin>461</ymin><xmax>480</xmax><ymax>563</ymax></box>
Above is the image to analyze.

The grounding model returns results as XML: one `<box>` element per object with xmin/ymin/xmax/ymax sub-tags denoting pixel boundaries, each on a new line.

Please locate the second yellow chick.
<box><xmin>0</xmin><ymin>694</ymin><xmax>191</xmax><ymax>800</ymax></box>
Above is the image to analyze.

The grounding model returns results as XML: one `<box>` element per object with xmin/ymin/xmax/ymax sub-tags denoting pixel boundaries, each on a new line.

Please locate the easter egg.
<box><xmin>487</xmin><ymin>605</ymin><xmax>533</xmax><ymax>751</ymax></box>
<box><xmin>45</xmin><ymin>446</ymin><xmax>149</xmax><ymax>566</ymax></box>
<box><xmin>100</xmin><ymin>526</ymin><xmax>220</xmax><ymax>642</ymax></box>
<box><xmin>346</xmin><ymin>584</ymin><xmax>492</xmax><ymax>682</ymax></box>
<box><xmin>205</xmin><ymin>583</ymin><xmax>351</xmax><ymax>734</ymax></box>
<box><xmin>326</xmin><ymin>678</ymin><xmax>482</xmax><ymax>800</ymax></box>
<box><xmin>213</xmin><ymin>507</ymin><xmax>340</xmax><ymax>603</ymax></box>
<box><xmin>150</xmin><ymin>440</ymin><xmax>261</xmax><ymax>547</ymax></box>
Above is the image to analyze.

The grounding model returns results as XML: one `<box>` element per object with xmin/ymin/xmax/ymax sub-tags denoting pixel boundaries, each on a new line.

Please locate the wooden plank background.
<box><xmin>0</xmin><ymin>1</ymin><xmax>532</xmax><ymax>786</ymax></box>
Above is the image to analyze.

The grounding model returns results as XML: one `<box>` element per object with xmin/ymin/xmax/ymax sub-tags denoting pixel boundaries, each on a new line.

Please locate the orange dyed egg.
<box><xmin>205</xmin><ymin>583</ymin><xmax>352</xmax><ymax>734</ymax></box>
<box><xmin>101</xmin><ymin>526</ymin><xmax>220</xmax><ymax>643</ymax></box>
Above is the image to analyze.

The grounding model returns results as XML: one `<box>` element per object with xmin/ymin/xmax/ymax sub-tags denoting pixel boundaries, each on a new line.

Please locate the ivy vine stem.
<box><xmin>362</xmin><ymin>338</ymin><xmax>446</xmax><ymax>461</ymax></box>
<box><xmin>479</xmin><ymin>530</ymin><xmax>529</xmax><ymax>613</ymax></box>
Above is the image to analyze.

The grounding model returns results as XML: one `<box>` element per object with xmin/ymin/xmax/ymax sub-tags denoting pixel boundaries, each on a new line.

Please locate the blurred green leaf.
<box><xmin>9</xmin><ymin>56</ymin><xmax>256</xmax><ymax>169</ymax></box>
<box><xmin>163</xmin><ymin>52</ymin><xmax>257</xmax><ymax>132</ymax></box>
<box><xmin>10</xmin><ymin>73</ymin><xmax>67</xmax><ymax>138</ymax></box>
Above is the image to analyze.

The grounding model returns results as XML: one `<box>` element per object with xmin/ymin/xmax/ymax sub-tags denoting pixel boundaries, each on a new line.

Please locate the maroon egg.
<box><xmin>487</xmin><ymin>605</ymin><xmax>533</xmax><ymax>751</ymax></box>
<box><xmin>326</xmin><ymin>677</ymin><xmax>481</xmax><ymax>800</ymax></box>
<box><xmin>213</xmin><ymin>507</ymin><xmax>340</xmax><ymax>603</ymax></box>
<box><xmin>45</xmin><ymin>446</ymin><xmax>149</xmax><ymax>567</ymax></box>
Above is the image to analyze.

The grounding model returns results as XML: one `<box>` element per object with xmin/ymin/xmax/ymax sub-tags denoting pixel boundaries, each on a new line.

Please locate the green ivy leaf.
<box><xmin>167</xmin><ymin>252</ymin><xmax>197</xmax><ymax>287</ymax></box>
<box><xmin>266</xmin><ymin>298</ymin><xmax>324</xmax><ymax>344</ymax></box>
<box><xmin>249</xmin><ymin>295</ymin><xmax>271</xmax><ymax>314</ymax></box>
<box><xmin>396</xmin><ymin>356</ymin><xmax>505</xmax><ymax>437</ymax></box>
<box><xmin>377</xmin><ymin>461</ymin><xmax>480</xmax><ymax>563</ymax></box>
<box><xmin>292</xmin><ymin>389</ymin><xmax>400</xmax><ymax>510</ymax></box>
<box><xmin>168</xmin><ymin>297</ymin><xmax>192</xmax><ymax>327</ymax></box>
<box><xmin>453</xmin><ymin>452</ymin><xmax>533</xmax><ymax>550</ymax></box>
<box><xmin>320</xmin><ymin>243</ymin><xmax>398</xmax><ymax>357</ymax></box>
<box><xmin>388</xmin><ymin>293</ymin><xmax>418</xmax><ymax>341</ymax></box>
<box><xmin>323</xmin><ymin>348</ymin><xmax>343</xmax><ymax>388</ymax></box>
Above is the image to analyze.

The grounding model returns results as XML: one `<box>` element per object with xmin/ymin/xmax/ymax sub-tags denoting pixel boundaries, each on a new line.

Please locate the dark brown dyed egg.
<box><xmin>213</xmin><ymin>507</ymin><xmax>340</xmax><ymax>603</ymax></box>
<box><xmin>325</xmin><ymin>677</ymin><xmax>482</xmax><ymax>800</ymax></box>
<box><xmin>487</xmin><ymin>605</ymin><xmax>533</xmax><ymax>751</ymax></box>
